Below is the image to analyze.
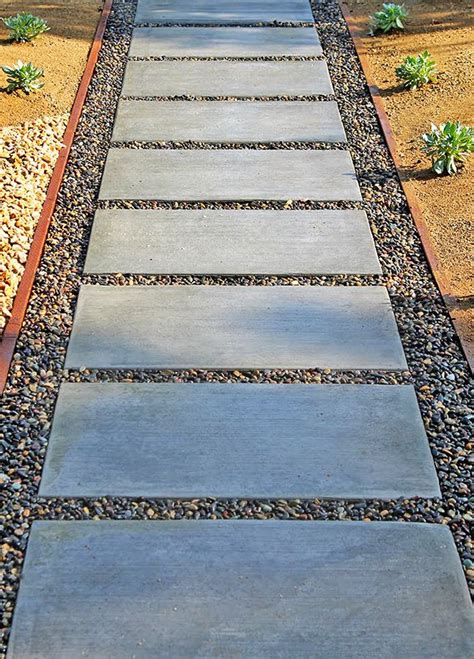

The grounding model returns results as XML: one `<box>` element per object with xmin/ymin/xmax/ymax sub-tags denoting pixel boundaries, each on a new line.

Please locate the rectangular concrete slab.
<box><xmin>121</xmin><ymin>60</ymin><xmax>333</xmax><ymax>98</ymax></box>
<box><xmin>40</xmin><ymin>383</ymin><xmax>440</xmax><ymax>499</ymax></box>
<box><xmin>113</xmin><ymin>99</ymin><xmax>346</xmax><ymax>145</ymax></box>
<box><xmin>98</xmin><ymin>149</ymin><xmax>361</xmax><ymax>201</ymax></box>
<box><xmin>65</xmin><ymin>285</ymin><xmax>407</xmax><ymax>370</ymax></box>
<box><xmin>8</xmin><ymin>521</ymin><xmax>474</xmax><ymax>658</ymax></box>
<box><xmin>112</xmin><ymin>100</ymin><xmax>346</xmax><ymax>143</ymax></box>
<box><xmin>129</xmin><ymin>26</ymin><xmax>322</xmax><ymax>57</ymax></box>
<box><xmin>84</xmin><ymin>209</ymin><xmax>380</xmax><ymax>274</ymax></box>
<box><xmin>135</xmin><ymin>0</ymin><xmax>315</xmax><ymax>24</ymax></box>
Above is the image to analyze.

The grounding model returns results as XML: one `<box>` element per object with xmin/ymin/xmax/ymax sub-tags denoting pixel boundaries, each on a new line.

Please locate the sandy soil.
<box><xmin>345</xmin><ymin>0</ymin><xmax>473</xmax><ymax>351</ymax></box>
<box><xmin>0</xmin><ymin>0</ymin><xmax>103</xmax><ymax>127</ymax></box>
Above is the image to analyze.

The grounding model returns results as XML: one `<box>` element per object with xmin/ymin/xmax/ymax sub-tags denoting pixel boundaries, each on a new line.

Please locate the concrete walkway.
<box><xmin>7</xmin><ymin>0</ymin><xmax>474</xmax><ymax>656</ymax></box>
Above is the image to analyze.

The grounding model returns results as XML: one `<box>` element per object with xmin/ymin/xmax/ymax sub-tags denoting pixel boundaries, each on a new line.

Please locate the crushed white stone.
<box><xmin>0</xmin><ymin>114</ymin><xmax>68</xmax><ymax>333</ymax></box>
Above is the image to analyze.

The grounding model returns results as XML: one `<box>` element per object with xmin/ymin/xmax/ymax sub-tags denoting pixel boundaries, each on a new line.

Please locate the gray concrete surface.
<box><xmin>65</xmin><ymin>285</ymin><xmax>407</xmax><ymax>370</ymax></box>
<box><xmin>7</xmin><ymin>521</ymin><xmax>474</xmax><ymax>658</ymax></box>
<box><xmin>111</xmin><ymin>100</ymin><xmax>346</xmax><ymax>143</ymax></box>
<box><xmin>135</xmin><ymin>0</ymin><xmax>315</xmax><ymax>25</ymax></box>
<box><xmin>121</xmin><ymin>60</ymin><xmax>333</xmax><ymax>97</ymax></box>
<box><xmin>98</xmin><ymin>149</ymin><xmax>361</xmax><ymax>201</ymax></box>
<box><xmin>129</xmin><ymin>26</ymin><xmax>322</xmax><ymax>57</ymax></box>
<box><xmin>40</xmin><ymin>383</ymin><xmax>440</xmax><ymax>499</ymax></box>
<box><xmin>84</xmin><ymin>209</ymin><xmax>379</xmax><ymax>274</ymax></box>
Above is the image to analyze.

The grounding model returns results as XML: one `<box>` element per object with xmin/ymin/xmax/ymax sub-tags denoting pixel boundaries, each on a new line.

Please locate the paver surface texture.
<box><xmin>129</xmin><ymin>26</ymin><xmax>323</xmax><ymax>57</ymax></box>
<box><xmin>7</xmin><ymin>521</ymin><xmax>474</xmax><ymax>658</ymax></box>
<box><xmin>112</xmin><ymin>100</ymin><xmax>346</xmax><ymax>143</ymax></box>
<box><xmin>40</xmin><ymin>383</ymin><xmax>439</xmax><ymax>499</ymax></box>
<box><xmin>84</xmin><ymin>209</ymin><xmax>379</xmax><ymax>274</ymax></box>
<box><xmin>121</xmin><ymin>60</ymin><xmax>333</xmax><ymax>97</ymax></box>
<box><xmin>134</xmin><ymin>0</ymin><xmax>315</xmax><ymax>24</ymax></box>
<box><xmin>65</xmin><ymin>285</ymin><xmax>407</xmax><ymax>370</ymax></box>
<box><xmin>99</xmin><ymin>149</ymin><xmax>361</xmax><ymax>201</ymax></box>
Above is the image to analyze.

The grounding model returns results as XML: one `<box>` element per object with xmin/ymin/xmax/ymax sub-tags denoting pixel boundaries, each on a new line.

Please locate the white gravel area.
<box><xmin>0</xmin><ymin>114</ymin><xmax>67</xmax><ymax>332</ymax></box>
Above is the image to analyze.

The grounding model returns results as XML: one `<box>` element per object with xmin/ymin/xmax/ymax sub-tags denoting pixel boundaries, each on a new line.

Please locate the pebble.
<box><xmin>0</xmin><ymin>114</ymin><xmax>68</xmax><ymax>332</ymax></box>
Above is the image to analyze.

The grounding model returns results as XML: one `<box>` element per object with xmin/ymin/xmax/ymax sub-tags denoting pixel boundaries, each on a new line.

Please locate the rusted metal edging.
<box><xmin>338</xmin><ymin>0</ymin><xmax>473</xmax><ymax>372</ymax></box>
<box><xmin>0</xmin><ymin>0</ymin><xmax>114</xmax><ymax>393</ymax></box>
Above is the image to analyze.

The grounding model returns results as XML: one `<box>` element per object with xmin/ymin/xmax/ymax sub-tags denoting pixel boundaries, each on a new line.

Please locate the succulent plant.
<box><xmin>2</xmin><ymin>12</ymin><xmax>49</xmax><ymax>42</ymax></box>
<box><xmin>370</xmin><ymin>3</ymin><xmax>408</xmax><ymax>34</ymax></box>
<box><xmin>396</xmin><ymin>50</ymin><xmax>437</xmax><ymax>90</ymax></box>
<box><xmin>2</xmin><ymin>60</ymin><xmax>45</xmax><ymax>94</ymax></box>
<box><xmin>422</xmin><ymin>121</ymin><xmax>474</xmax><ymax>175</ymax></box>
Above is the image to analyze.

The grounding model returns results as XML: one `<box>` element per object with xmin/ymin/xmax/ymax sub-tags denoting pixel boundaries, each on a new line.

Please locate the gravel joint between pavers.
<box><xmin>122</xmin><ymin>93</ymin><xmax>337</xmax><ymax>101</ymax></box>
<box><xmin>128</xmin><ymin>55</ymin><xmax>325</xmax><ymax>61</ymax></box>
<box><xmin>134</xmin><ymin>21</ymin><xmax>316</xmax><ymax>28</ymax></box>
<box><xmin>110</xmin><ymin>140</ymin><xmax>348</xmax><ymax>149</ymax></box>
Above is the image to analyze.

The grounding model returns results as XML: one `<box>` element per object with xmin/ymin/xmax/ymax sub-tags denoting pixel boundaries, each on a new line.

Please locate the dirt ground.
<box><xmin>345</xmin><ymin>0</ymin><xmax>473</xmax><ymax>354</ymax></box>
<box><xmin>0</xmin><ymin>0</ymin><xmax>103</xmax><ymax>127</ymax></box>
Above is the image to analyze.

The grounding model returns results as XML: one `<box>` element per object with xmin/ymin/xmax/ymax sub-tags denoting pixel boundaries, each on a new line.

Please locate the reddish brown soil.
<box><xmin>345</xmin><ymin>0</ymin><xmax>473</xmax><ymax>355</ymax></box>
<box><xmin>0</xmin><ymin>0</ymin><xmax>103</xmax><ymax>127</ymax></box>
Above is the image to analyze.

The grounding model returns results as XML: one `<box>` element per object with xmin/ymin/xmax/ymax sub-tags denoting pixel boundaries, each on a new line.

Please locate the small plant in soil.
<box><xmin>422</xmin><ymin>121</ymin><xmax>474</xmax><ymax>175</ymax></box>
<box><xmin>2</xmin><ymin>60</ymin><xmax>44</xmax><ymax>94</ymax></box>
<box><xmin>370</xmin><ymin>3</ymin><xmax>408</xmax><ymax>34</ymax></box>
<box><xmin>2</xmin><ymin>12</ymin><xmax>50</xmax><ymax>42</ymax></box>
<box><xmin>396</xmin><ymin>50</ymin><xmax>437</xmax><ymax>90</ymax></box>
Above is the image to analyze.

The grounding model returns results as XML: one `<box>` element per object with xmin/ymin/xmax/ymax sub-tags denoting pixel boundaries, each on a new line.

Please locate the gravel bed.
<box><xmin>0</xmin><ymin>114</ymin><xmax>68</xmax><ymax>334</ymax></box>
<box><xmin>134</xmin><ymin>22</ymin><xmax>316</xmax><ymax>28</ymax></box>
<box><xmin>99</xmin><ymin>199</ymin><xmax>363</xmax><ymax>208</ymax></box>
<box><xmin>64</xmin><ymin>368</ymin><xmax>410</xmax><ymax>384</ymax></box>
<box><xmin>111</xmin><ymin>140</ymin><xmax>347</xmax><ymax>149</ymax></box>
<box><xmin>128</xmin><ymin>55</ymin><xmax>325</xmax><ymax>61</ymax></box>
<box><xmin>82</xmin><ymin>274</ymin><xmax>384</xmax><ymax>286</ymax></box>
<box><xmin>1</xmin><ymin>0</ymin><xmax>473</xmax><ymax>651</ymax></box>
<box><xmin>122</xmin><ymin>94</ymin><xmax>337</xmax><ymax>101</ymax></box>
